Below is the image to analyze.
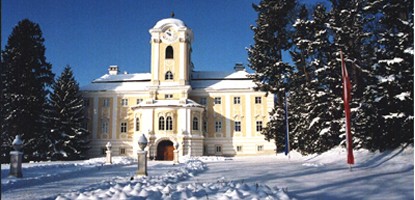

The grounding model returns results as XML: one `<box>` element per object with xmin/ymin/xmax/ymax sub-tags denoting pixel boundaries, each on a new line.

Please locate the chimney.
<box><xmin>234</xmin><ymin>63</ymin><xmax>245</xmax><ymax>71</ymax></box>
<box><xmin>108</xmin><ymin>65</ymin><xmax>119</xmax><ymax>75</ymax></box>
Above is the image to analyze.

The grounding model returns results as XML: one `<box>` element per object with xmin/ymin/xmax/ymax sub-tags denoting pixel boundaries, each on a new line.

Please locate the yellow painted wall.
<box><xmin>250</xmin><ymin>94</ymin><xmax>269</xmax><ymax>136</ymax></box>
<box><xmin>206</xmin><ymin>95</ymin><xmax>226</xmax><ymax>138</ymax></box>
<box><xmin>85</xmin><ymin>98</ymin><xmax>94</xmax><ymax>139</ymax></box>
<box><xmin>157</xmin><ymin>42</ymin><xmax>188</xmax><ymax>83</ymax></box>
<box><xmin>97</xmin><ymin>97</ymin><xmax>113</xmax><ymax>140</ymax></box>
<box><xmin>230</xmin><ymin>95</ymin><xmax>246</xmax><ymax>137</ymax></box>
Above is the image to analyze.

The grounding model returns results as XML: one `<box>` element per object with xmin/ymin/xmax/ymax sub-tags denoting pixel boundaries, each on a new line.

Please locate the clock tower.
<box><xmin>149</xmin><ymin>18</ymin><xmax>193</xmax><ymax>87</ymax></box>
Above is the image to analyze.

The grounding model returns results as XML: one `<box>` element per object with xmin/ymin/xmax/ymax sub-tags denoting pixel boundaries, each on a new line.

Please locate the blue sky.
<box><xmin>2</xmin><ymin>0</ymin><xmax>321</xmax><ymax>86</ymax></box>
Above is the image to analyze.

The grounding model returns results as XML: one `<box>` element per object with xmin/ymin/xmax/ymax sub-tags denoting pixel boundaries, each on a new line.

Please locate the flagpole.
<box><xmin>284</xmin><ymin>91</ymin><xmax>290</xmax><ymax>159</ymax></box>
<box><xmin>340</xmin><ymin>50</ymin><xmax>355</xmax><ymax>170</ymax></box>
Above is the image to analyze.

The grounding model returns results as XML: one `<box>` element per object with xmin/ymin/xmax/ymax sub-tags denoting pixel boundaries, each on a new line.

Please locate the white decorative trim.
<box><xmin>246</xmin><ymin>94</ymin><xmax>252</xmax><ymax>137</ymax></box>
<box><xmin>120</xmin><ymin>133</ymin><xmax>128</xmax><ymax>140</ymax></box>
<box><xmin>111</xmin><ymin>96</ymin><xmax>117</xmax><ymax>140</ymax></box>
<box><xmin>92</xmin><ymin>97</ymin><xmax>99</xmax><ymax>139</ymax></box>
<box><xmin>225</xmin><ymin>95</ymin><xmax>231</xmax><ymax>138</ymax></box>
<box><xmin>179</xmin><ymin>41</ymin><xmax>185</xmax><ymax>81</ymax></box>
<box><xmin>153</xmin><ymin>42</ymin><xmax>160</xmax><ymax>82</ymax></box>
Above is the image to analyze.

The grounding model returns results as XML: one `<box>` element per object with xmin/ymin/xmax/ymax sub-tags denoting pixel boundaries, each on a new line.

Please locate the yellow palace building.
<box><xmin>81</xmin><ymin>18</ymin><xmax>275</xmax><ymax>160</ymax></box>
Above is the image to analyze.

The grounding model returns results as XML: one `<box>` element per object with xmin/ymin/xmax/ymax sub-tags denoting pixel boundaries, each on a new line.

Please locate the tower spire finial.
<box><xmin>171</xmin><ymin>11</ymin><xmax>175</xmax><ymax>18</ymax></box>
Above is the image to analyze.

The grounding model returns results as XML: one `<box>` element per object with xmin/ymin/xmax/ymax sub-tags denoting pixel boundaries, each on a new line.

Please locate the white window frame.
<box><xmin>120</xmin><ymin>122</ymin><xmax>127</xmax><ymax>133</ymax></box>
<box><xmin>121</xmin><ymin>98</ymin><xmax>128</xmax><ymax>106</ymax></box>
<box><xmin>120</xmin><ymin>147</ymin><xmax>126</xmax><ymax>155</ymax></box>
<box><xmin>234</xmin><ymin>121</ymin><xmax>241</xmax><ymax>132</ymax></box>
<box><xmin>135</xmin><ymin>117</ymin><xmax>140</xmax><ymax>131</ymax></box>
<box><xmin>192</xmin><ymin>117</ymin><xmax>199</xmax><ymax>131</ymax></box>
<box><xmin>255</xmin><ymin>96</ymin><xmax>262</xmax><ymax>104</ymax></box>
<box><xmin>256</xmin><ymin>121</ymin><xmax>263</xmax><ymax>132</ymax></box>
<box><xmin>234</xmin><ymin>97</ymin><xmax>241</xmax><ymax>104</ymax></box>
<box><xmin>216</xmin><ymin>145</ymin><xmax>222</xmax><ymax>153</ymax></box>
<box><xmin>103</xmin><ymin>98</ymin><xmax>110</xmax><ymax>107</ymax></box>
<box><xmin>237</xmin><ymin>145</ymin><xmax>243</xmax><ymax>152</ymax></box>
<box><xmin>215</xmin><ymin>121</ymin><xmax>222</xmax><ymax>132</ymax></box>
<box><xmin>165</xmin><ymin>71</ymin><xmax>174</xmax><ymax>80</ymax></box>
<box><xmin>102</xmin><ymin>120</ymin><xmax>109</xmax><ymax>134</ymax></box>
<box><xmin>159</xmin><ymin>116</ymin><xmax>165</xmax><ymax>130</ymax></box>
<box><xmin>214</xmin><ymin>97</ymin><xmax>221</xmax><ymax>104</ymax></box>
<box><xmin>136</xmin><ymin>98</ymin><xmax>143</xmax><ymax>104</ymax></box>
<box><xmin>166</xmin><ymin>116</ymin><xmax>173</xmax><ymax>131</ymax></box>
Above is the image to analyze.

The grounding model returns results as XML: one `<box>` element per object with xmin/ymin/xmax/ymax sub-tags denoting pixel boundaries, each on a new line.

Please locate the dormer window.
<box><xmin>165</xmin><ymin>71</ymin><xmax>173</xmax><ymax>80</ymax></box>
<box><xmin>166</xmin><ymin>46</ymin><xmax>173</xmax><ymax>59</ymax></box>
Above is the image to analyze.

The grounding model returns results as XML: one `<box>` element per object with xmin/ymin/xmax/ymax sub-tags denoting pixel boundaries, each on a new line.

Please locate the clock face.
<box><xmin>162</xmin><ymin>28</ymin><xmax>178</xmax><ymax>43</ymax></box>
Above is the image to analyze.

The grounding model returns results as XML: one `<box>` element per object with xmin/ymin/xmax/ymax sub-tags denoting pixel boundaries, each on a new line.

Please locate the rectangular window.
<box><xmin>136</xmin><ymin>98</ymin><xmax>143</xmax><ymax>104</ymax></box>
<box><xmin>215</xmin><ymin>121</ymin><xmax>222</xmax><ymax>132</ymax></box>
<box><xmin>102</xmin><ymin>121</ymin><xmax>109</xmax><ymax>133</ymax></box>
<box><xmin>120</xmin><ymin>122</ymin><xmax>127</xmax><ymax>133</ymax></box>
<box><xmin>200</xmin><ymin>97</ymin><xmax>207</xmax><ymax>105</ymax></box>
<box><xmin>216</xmin><ymin>145</ymin><xmax>222</xmax><ymax>153</ymax></box>
<box><xmin>121</xmin><ymin>98</ymin><xmax>128</xmax><ymax>106</ymax></box>
<box><xmin>102</xmin><ymin>148</ymin><xmax>106</xmax><ymax>155</ymax></box>
<box><xmin>235</xmin><ymin>121</ymin><xmax>241</xmax><ymax>132</ymax></box>
<box><xmin>103</xmin><ymin>98</ymin><xmax>110</xmax><ymax>107</ymax></box>
<box><xmin>255</xmin><ymin>96</ymin><xmax>262</xmax><ymax>104</ymax></box>
<box><xmin>120</xmin><ymin>148</ymin><xmax>126</xmax><ymax>155</ymax></box>
<box><xmin>165</xmin><ymin>94</ymin><xmax>173</xmax><ymax>99</ymax></box>
<box><xmin>214</xmin><ymin>97</ymin><xmax>221</xmax><ymax>104</ymax></box>
<box><xmin>256</xmin><ymin>121</ymin><xmax>263</xmax><ymax>132</ymax></box>
<box><xmin>135</xmin><ymin>118</ymin><xmax>140</xmax><ymax>131</ymax></box>
<box><xmin>192</xmin><ymin>117</ymin><xmax>199</xmax><ymax>131</ymax></box>
<box><xmin>237</xmin><ymin>146</ymin><xmax>243</xmax><ymax>152</ymax></box>
<box><xmin>234</xmin><ymin>97</ymin><xmax>241</xmax><ymax>104</ymax></box>
<box><xmin>257</xmin><ymin>145</ymin><xmax>264</xmax><ymax>151</ymax></box>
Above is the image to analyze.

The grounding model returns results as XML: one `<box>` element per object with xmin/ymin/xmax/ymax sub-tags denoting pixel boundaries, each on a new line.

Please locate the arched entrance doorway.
<box><xmin>157</xmin><ymin>140</ymin><xmax>174</xmax><ymax>161</ymax></box>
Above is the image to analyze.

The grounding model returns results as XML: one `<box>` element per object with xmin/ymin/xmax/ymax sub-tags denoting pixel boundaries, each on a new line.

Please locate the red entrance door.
<box><xmin>157</xmin><ymin>140</ymin><xmax>174</xmax><ymax>161</ymax></box>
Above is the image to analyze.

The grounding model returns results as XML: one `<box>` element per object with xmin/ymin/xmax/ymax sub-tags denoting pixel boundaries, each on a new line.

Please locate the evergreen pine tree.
<box><xmin>248</xmin><ymin>0</ymin><xmax>297</xmax><ymax>151</ymax></box>
<box><xmin>289</xmin><ymin>4</ymin><xmax>319</xmax><ymax>153</ymax></box>
<box><xmin>368</xmin><ymin>0</ymin><xmax>414</xmax><ymax>150</ymax></box>
<box><xmin>1</xmin><ymin>19</ymin><xmax>54</xmax><ymax>162</ymax></box>
<box><xmin>49</xmin><ymin>66</ymin><xmax>90</xmax><ymax>160</ymax></box>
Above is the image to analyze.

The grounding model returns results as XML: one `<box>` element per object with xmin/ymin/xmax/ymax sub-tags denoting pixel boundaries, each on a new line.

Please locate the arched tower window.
<box><xmin>159</xmin><ymin>116</ymin><xmax>165</xmax><ymax>130</ymax></box>
<box><xmin>166</xmin><ymin>116</ymin><xmax>173</xmax><ymax>130</ymax></box>
<box><xmin>166</xmin><ymin>46</ymin><xmax>173</xmax><ymax>59</ymax></box>
<box><xmin>192</xmin><ymin>117</ymin><xmax>199</xmax><ymax>131</ymax></box>
<box><xmin>165</xmin><ymin>71</ymin><xmax>173</xmax><ymax>80</ymax></box>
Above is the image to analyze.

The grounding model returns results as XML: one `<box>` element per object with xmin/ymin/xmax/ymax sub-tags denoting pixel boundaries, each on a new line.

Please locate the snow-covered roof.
<box><xmin>81</xmin><ymin>73</ymin><xmax>151</xmax><ymax>91</ymax></box>
<box><xmin>81</xmin><ymin>70</ymin><xmax>256</xmax><ymax>92</ymax></box>
<box><xmin>191</xmin><ymin>70</ymin><xmax>250</xmax><ymax>79</ymax></box>
<box><xmin>153</xmin><ymin>18</ymin><xmax>186</xmax><ymax>29</ymax></box>
<box><xmin>93</xmin><ymin>73</ymin><xmax>151</xmax><ymax>82</ymax></box>
<box><xmin>132</xmin><ymin>99</ymin><xmax>203</xmax><ymax>109</ymax></box>
<box><xmin>190</xmin><ymin>70</ymin><xmax>256</xmax><ymax>90</ymax></box>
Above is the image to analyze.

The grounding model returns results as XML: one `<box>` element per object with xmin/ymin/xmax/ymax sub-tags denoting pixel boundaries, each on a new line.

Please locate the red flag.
<box><xmin>341</xmin><ymin>50</ymin><xmax>354</xmax><ymax>165</ymax></box>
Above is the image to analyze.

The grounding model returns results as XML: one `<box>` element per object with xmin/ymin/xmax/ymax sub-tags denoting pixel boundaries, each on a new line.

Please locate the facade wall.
<box><xmin>189</xmin><ymin>90</ymin><xmax>274</xmax><ymax>156</ymax></box>
<box><xmin>82</xmin><ymin>18</ymin><xmax>275</xmax><ymax>159</ymax></box>
<box><xmin>83</xmin><ymin>89</ymin><xmax>274</xmax><ymax>158</ymax></box>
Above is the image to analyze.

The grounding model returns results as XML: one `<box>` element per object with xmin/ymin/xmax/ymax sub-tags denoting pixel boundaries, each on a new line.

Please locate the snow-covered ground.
<box><xmin>1</xmin><ymin>145</ymin><xmax>413</xmax><ymax>200</ymax></box>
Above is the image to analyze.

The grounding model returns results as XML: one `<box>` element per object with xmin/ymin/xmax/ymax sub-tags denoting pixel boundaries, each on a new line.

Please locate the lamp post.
<box><xmin>9</xmin><ymin>135</ymin><xmax>23</xmax><ymax>178</ymax></box>
<box><xmin>105</xmin><ymin>142</ymin><xmax>112</xmax><ymax>164</ymax></box>
<box><xmin>136</xmin><ymin>134</ymin><xmax>148</xmax><ymax>176</ymax></box>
